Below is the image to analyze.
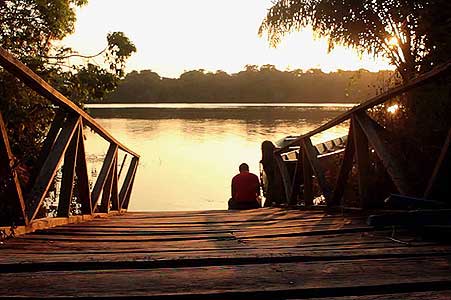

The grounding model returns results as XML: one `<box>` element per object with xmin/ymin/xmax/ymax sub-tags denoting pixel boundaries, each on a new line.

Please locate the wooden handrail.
<box><xmin>0</xmin><ymin>47</ymin><xmax>140</xmax><ymax>228</ymax></box>
<box><xmin>0</xmin><ymin>47</ymin><xmax>139</xmax><ymax>158</ymax></box>
<box><xmin>276</xmin><ymin>60</ymin><xmax>451</xmax><ymax>154</ymax></box>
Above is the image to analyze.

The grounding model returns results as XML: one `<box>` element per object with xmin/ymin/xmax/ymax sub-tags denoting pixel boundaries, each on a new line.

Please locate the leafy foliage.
<box><xmin>0</xmin><ymin>0</ymin><xmax>136</xmax><ymax>167</ymax></box>
<box><xmin>105</xmin><ymin>67</ymin><xmax>394</xmax><ymax>103</ymax></box>
<box><xmin>259</xmin><ymin>0</ymin><xmax>450</xmax><ymax>81</ymax></box>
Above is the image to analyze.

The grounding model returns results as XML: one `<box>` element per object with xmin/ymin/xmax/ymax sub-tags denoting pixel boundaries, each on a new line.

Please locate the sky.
<box><xmin>63</xmin><ymin>0</ymin><xmax>393</xmax><ymax>78</ymax></box>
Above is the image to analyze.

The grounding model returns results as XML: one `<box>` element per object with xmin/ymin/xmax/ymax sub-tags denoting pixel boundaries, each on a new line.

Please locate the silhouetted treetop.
<box><xmin>105</xmin><ymin>66</ymin><xmax>394</xmax><ymax>103</ymax></box>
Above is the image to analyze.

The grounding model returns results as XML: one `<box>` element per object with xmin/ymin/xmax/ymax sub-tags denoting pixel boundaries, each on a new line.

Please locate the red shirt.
<box><xmin>231</xmin><ymin>171</ymin><xmax>260</xmax><ymax>203</ymax></box>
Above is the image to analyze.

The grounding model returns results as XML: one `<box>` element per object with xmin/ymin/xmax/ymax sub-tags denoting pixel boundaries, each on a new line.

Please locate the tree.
<box><xmin>259</xmin><ymin>0</ymin><xmax>440</xmax><ymax>82</ymax></box>
<box><xmin>0</xmin><ymin>0</ymin><xmax>136</xmax><ymax>172</ymax></box>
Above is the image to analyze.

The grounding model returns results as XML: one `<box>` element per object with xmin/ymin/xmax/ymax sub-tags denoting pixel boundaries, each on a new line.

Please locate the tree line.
<box><xmin>104</xmin><ymin>66</ymin><xmax>394</xmax><ymax>103</ymax></box>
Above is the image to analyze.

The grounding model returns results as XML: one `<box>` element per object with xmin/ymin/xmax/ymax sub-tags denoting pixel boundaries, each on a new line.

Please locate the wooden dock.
<box><xmin>1</xmin><ymin>208</ymin><xmax>451</xmax><ymax>299</ymax></box>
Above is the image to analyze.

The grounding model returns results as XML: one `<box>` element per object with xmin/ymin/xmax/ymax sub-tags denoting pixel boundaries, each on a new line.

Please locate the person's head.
<box><xmin>239</xmin><ymin>163</ymin><xmax>249</xmax><ymax>172</ymax></box>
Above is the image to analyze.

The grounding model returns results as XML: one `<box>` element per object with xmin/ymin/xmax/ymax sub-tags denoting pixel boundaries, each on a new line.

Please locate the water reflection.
<box><xmin>86</xmin><ymin>104</ymin><xmax>350</xmax><ymax>211</ymax></box>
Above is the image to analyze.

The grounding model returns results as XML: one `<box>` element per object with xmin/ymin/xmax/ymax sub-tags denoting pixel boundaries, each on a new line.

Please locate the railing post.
<box><xmin>261</xmin><ymin>141</ymin><xmax>285</xmax><ymax>206</ymax></box>
<box><xmin>352</xmin><ymin>114</ymin><xmax>371</xmax><ymax>209</ymax></box>
<box><xmin>0</xmin><ymin>112</ymin><xmax>28</xmax><ymax>225</ymax></box>
<box><xmin>330</xmin><ymin>122</ymin><xmax>355</xmax><ymax>207</ymax></box>
<box><xmin>119</xmin><ymin>157</ymin><xmax>139</xmax><ymax>210</ymax></box>
<box><xmin>75</xmin><ymin>123</ymin><xmax>92</xmax><ymax>215</ymax></box>
<box><xmin>91</xmin><ymin>143</ymin><xmax>118</xmax><ymax>212</ymax></box>
<box><xmin>26</xmin><ymin>115</ymin><xmax>80</xmax><ymax>222</ymax></box>
<box><xmin>302</xmin><ymin>147</ymin><xmax>314</xmax><ymax>207</ymax></box>
<box><xmin>57</xmin><ymin>125</ymin><xmax>80</xmax><ymax>217</ymax></box>
<box><xmin>302</xmin><ymin>137</ymin><xmax>332</xmax><ymax>203</ymax></box>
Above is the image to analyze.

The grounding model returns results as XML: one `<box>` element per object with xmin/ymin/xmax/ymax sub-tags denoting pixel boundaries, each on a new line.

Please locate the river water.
<box><xmin>85</xmin><ymin>103</ymin><xmax>353</xmax><ymax>211</ymax></box>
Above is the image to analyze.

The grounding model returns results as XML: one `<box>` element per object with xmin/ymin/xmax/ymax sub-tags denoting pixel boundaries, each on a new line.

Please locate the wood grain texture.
<box><xmin>0</xmin><ymin>46</ymin><xmax>139</xmax><ymax>158</ymax></box>
<box><xmin>1</xmin><ymin>209</ymin><xmax>451</xmax><ymax>298</ymax></box>
<box><xmin>26</xmin><ymin>115</ymin><xmax>80</xmax><ymax>221</ymax></box>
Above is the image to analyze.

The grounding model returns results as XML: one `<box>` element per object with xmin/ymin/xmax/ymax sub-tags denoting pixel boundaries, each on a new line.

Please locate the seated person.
<box><xmin>228</xmin><ymin>163</ymin><xmax>261</xmax><ymax>210</ymax></box>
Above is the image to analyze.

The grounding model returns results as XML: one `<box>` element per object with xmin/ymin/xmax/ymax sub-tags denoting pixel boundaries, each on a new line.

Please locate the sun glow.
<box><xmin>387</xmin><ymin>37</ymin><xmax>399</xmax><ymax>47</ymax></box>
<box><xmin>63</xmin><ymin>0</ymin><xmax>393</xmax><ymax>78</ymax></box>
<box><xmin>387</xmin><ymin>103</ymin><xmax>399</xmax><ymax>114</ymax></box>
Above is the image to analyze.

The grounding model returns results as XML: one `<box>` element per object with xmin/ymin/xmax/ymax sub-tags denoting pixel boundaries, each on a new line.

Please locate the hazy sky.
<box><xmin>63</xmin><ymin>0</ymin><xmax>393</xmax><ymax>78</ymax></box>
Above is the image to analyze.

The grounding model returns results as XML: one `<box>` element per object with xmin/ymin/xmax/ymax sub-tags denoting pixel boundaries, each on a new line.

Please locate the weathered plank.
<box><xmin>1</xmin><ymin>256</ymin><xmax>450</xmax><ymax>298</ymax></box>
<box><xmin>300</xmin><ymin>290</ymin><xmax>451</xmax><ymax>300</ymax></box>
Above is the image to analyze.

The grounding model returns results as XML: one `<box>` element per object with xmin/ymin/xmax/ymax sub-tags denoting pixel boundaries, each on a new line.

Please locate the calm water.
<box><xmin>85</xmin><ymin>103</ymin><xmax>353</xmax><ymax>211</ymax></box>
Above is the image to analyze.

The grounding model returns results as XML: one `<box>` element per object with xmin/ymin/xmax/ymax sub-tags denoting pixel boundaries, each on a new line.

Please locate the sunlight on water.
<box><xmin>85</xmin><ymin>104</ymin><xmax>350</xmax><ymax>211</ymax></box>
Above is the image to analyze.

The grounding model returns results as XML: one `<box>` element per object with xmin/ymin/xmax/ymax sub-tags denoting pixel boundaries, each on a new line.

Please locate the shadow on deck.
<box><xmin>1</xmin><ymin>208</ymin><xmax>451</xmax><ymax>299</ymax></box>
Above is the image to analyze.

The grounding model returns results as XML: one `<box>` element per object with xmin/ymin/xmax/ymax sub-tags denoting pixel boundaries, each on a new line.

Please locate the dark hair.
<box><xmin>239</xmin><ymin>163</ymin><xmax>249</xmax><ymax>172</ymax></box>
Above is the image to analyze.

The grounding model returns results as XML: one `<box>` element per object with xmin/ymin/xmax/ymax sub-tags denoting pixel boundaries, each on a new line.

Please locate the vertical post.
<box><xmin>111</xmin><ymin>152</ymin><xmax>120</xmax><ymax>211</ymax></box>
<box><xmin>330</xmin><ymin>122</ymin><xmax>355</xmax><ymax>207</ymax></box>
<box><xmin>302</xmin><ymin>147</ymin><xmax>314</xmax><ymax>207</ymax></box>
<box><xmin>352</xmin><ymin>115</ymin><xmax>371</xmax><ymax>209</ymax></box>
<box><xmin>76</xmin><ymin>124</ymin><xmax>92</xmax><ymax>215</ymax></box>
<box><xmin>288</xmin><ymin>152</ymin><xmax>302</xmax><ymax>206</ymax></box>
<box><xmin>275</xmin><ymin>154</ymin><xmax>293</xmax><ymax>205</ymax></box>
<box><xmin>57</xmin><ymin>126</ymin><xmax>80</xmax><ymax>217</ymax></box>
<box><xmin>91</xmin><ymin>143</ymin><xmax>118</xmax><ymax>212</ymax></box>
<box><xmin>0</xmin><ymin>113</ymin><xmax>28</xmax><ymax>225</ymax></box>
<box><xmin>99</xmin><ymin>155</ymin><xmax>116</xmax><ymax>213</ymax></box>
<box><xmin>261</xmin><ymin>141</ymin><xmax>285</xmax><ymax>206</ymax></box>
<box><xmin>302</xmin><ymin>137</ymin><xmax>332</xmax><ymax>203</ymax></box>
<box><xmin>119</xmin><ymin>157</ymin><xmax>139</xmax><ymax>210</ymax></box>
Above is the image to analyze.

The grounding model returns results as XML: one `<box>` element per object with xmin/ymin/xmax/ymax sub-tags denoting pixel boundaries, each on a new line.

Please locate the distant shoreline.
<box><xmin>85</xmin><ymin>102</ymin><xmax>357</xmax><ymax>109</ymax></box>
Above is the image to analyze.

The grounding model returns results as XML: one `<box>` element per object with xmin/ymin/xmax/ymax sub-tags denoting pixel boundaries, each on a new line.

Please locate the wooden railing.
<box><xmin>0</xmin><ymin>47</ymin><xmax>139</xmax><ymax>232</ymax></box>
<box><xmin>261</xmin><ymin>60</ymin><xmax>451</xmax><ymax>209</ymax></box>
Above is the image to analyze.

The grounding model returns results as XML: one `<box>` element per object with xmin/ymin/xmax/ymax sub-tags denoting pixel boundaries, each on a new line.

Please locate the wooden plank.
<box><xmin>0</xmin><ymin>212</ymin><xmax>120</xmax><ymax>237</ymax></box>
<box><xmin>99</xmin><ymin>155</ymin><xmax>116</xmax><ymax>213</ymax></box>
<box><xmin>424</xmin><ymin>129</ymin><xmax>451</xmax><ymax>200</ymax></box>
<box><xmin>302</xmin><ymin>137</ymin><xmax>332</xmax><ymax>202</ymax></box>
<box><xmin>302</xmin><ymin>291</ymin><xmax>451</xmax><ymax>300</ymax></box>
<box><xmin>0</xmin><ymin>112</ymin><xmax>28</xmax><ymax>225</ymax></box>
<box><xmin>26</xmin><ymin>115</ymin><xmax>80</xmax><ymax>221</ymax></box>
<box><xmin>352</xmin><ymin>115</ymin><xmax>371</xmax><ymax>209</ymax></box>
<box><xmin>91</xmin><ymin>143</ymin><xmax>118</xmax><ymax>212</ymax></box>
<box><xmin>119</xmin><ymin>157</ymin><xmax>139</xmax><ymax>209</ymax></box>
<box><xmin>0</xmin><ymin>256</ymin><xmax>450</xmax><ymax>298</ymax></box>
<box><xmin>75</xmin><ymin>124</ymin><xmax>92</xmax><ymax>215</ymax></box>
<box><xmin>302</xmin><ymin>147</ymin><xmax>314</xmax><ymax>206</ymax></box>
<box><xmin>275</xmin><ymin>155</ymin><xmax>292</xmax><ymax>204</ymax></box>
<box><xmin>355</xmin><ymin>112</ymin><xmax>414</xmax><ymax>196</ymax></box>
<box><xmin>0</xmin><ymin>46</ymin><xmax>139</xmax><ymax>158</ymax></box>
<box><xmin>276</xmin><ymin>58</ymin><xmax>451</xmax><ymax>154</ymax></box>
<box><xmin>330</xmin><ymin>123</ymin><xmax>355</xmax><ymax>206</ymax></box>
<box><xmin>56</xmin><ymin>125</ymin><xmax>80</xmax><ymax>217</ymax></box>
<box><xmin>1</xmin><ymin>245</ymin><xmax>451</xmax><ymax>274</ymax></box>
